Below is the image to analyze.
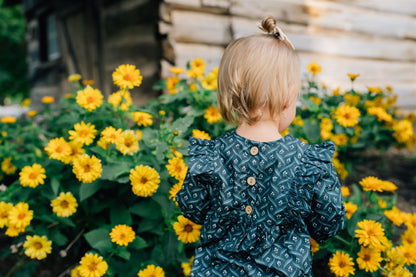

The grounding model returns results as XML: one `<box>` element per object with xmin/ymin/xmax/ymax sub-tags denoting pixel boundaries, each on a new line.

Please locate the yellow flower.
<box><xmin>173</xmin><ymin>215</ymin><xmax>201</xmax><ymax>244</ymax></box>
<box><xmin>292</xmin><ymin>115</ymin><xmax>304</xmax><ymax>127</ymax></box>
<box><xmin>356</xmin><ymin>247</ymin><xmax>382</xmax><ymax>272</ymax></box>
<box><xmin>72</xmin><ymin>154</ymin><xmax>102</xmax><ymax>183</ymax></box>
<box><xmin>76</xmin><ymin>85</ymin><xmax>103</xmax><ymax>112</ymax></box>
<box><xmin>181</xmin><ymin>256</ymin><xmax>194</xmax><ymax>276</ymax></box>
<box><xmin>44</xmin><ymin>137</ymin><xmax>73</xmax><ymax>162</ymax></box>
<box><xmin>332</xmin><ymin>87</ymin><xmax>341</xmax><ymax>96</ymax></box>
<box><xmin>100</xmin><ymin>126</ymin><xmax>122</xmax><ymax>144</ymax></box>
<box><xmin>381</xmin><ymin>180</ymin><xmax>398</xmax><ymax>193</ymax></box>
<box><xmin>130</xmin><ymin>165</ymin><xmax>160</xmax><ymax>197</ymax></box>
<box><xmin>27</xmin><ymin>110</ymin><xmax>37</xmax><ymax>117</ymax></box>
<box><xmin>0</xmin><ymin>201</ymin><xmax>13</xmax><ymax>228</ymax></box>
<box><xmin>115</xmin><ymin>130</ymin><xmax>140</xmax><ymax>155</ymax></box>
<box><xmin>355</xmin><ymin>219</ymin><xmax>388</xmax><ymax>250</ymax></box>
<box><xmin>201</xmin><ymin>72</ymin><xmax>217</xmax><ymax>90</ymax></box>
<box><xmin>388</xmin><ymin>268</ymin><xmax>413</xmax><ymax>277</ymax></box>
<box><xmin>384</xmin><ymin>207</ymin><xmax>406</xmax><ymax>226</ymax></box>
<box><xmin>108</xmin><ymin>90</ymin><xmax>133</xmax><ymax>111</ymax></box>
<box><xmin>1</xmin><ymin>116</ymin><xmax>17</xmax><ymax>124</ymax></box>
<box><xmin>204</xmin><ymin>105</ymin><xmax>222</xmax><ymax>123</ymax></box>
<box><xmin>341</xmin><ymin>186</ymin><xmax>350</xmax><ymax>197</ymax></box>
<box><xmin>378</xmin><ymin>200</ymin><xmax>387</xmax><ymax>209</ymax></box>
<box><xmin>112</xmin><ymin>64</ymin><xmax>143</xmax><ymax>90</ymax></box>
<box><xmin>359</xmin><ymin>176</ymin><xmax>383</xmax><ymax>192</ymax></box>
<box><xmin>393</xmin><ymin>119</ymin><xmax>414</xmax><ymax>143</ymax></box>
<box><xmin>71</xmin><ymin>265</ymin><xmax>83</xmax><ymax>277</ymax></box>
<box><xmin>131</xmin><ymin>111</ymin><xmax>153</xmax><ymax>127</ymax></box>
<box><xmin>21</xmin><ymin>98</ymin><xmax>31</xmax><ymax>107</ymax></box>
<box><xmin>169</xmin><ymin>181</ymin><xmax>183</xmax><ymax>206</ymax></box>
<box><xmin>188</xmin><ymin>83</ymin><xmax>197</xmax><ymax>92</ymax></box>
<box><xmin>166</xmin><ymin>156</ymin><xmax>188</xmax><ymax>181</ymax></box>
<box><xmin>69</xmin><ymin>121</ymin><xmax>97</xmax><ymax>146</ymax></box>
<box><xmin>405</xmin><ymin>213</ymin><xmax>416</xmax><ymax>230</ymax></box>
<box><xmin>138</xmin><ymin>264</ymin><xmax>165</xmax><ymax>277</ymax></box>
<box><xmin>5</xmin><ymin>224</ymin><xmax>26</xmax><ymax>237</ymax></box>
<box><xmin>331</xmin><ymin>134</ymin><xmax>348</xmax><ymax>146</ymax></box>
<box><xmin>78</xmin><ymin>253</ymin><xmax>108</xmax><ymax>277</ymax></box>
<box><xmin>397</xmin><ymin>243</ymin><xmax>416</xmax><ymax>266</ymax></box>
<box><xmin>333</xmin><ymin>105</ymin><xmax>360</xmax><ymax>127</ymax></box>
<box><xmin>367</xmin><ymin>106</ymin><xmax>392</xmax><ymax>122</ymax></box>
<box><xmin>187</xmin><ymin>57</ymin><xmax>205</xmax><ymax>78</ymax></box>
<box><xmin>169</xmin><ymin>67</ymin><xmax>185</xmax><ymax>75</ymax></box>
<box><xmin>110</xmin><ymin>224</ymin><xmax>136</xmax><ymax>246</ymax></box>
<box><xmin>65</xmin><ymin>93</ymin><xmax>73</xmax><ymax>98</ymax></box>
<box><xmin>23</xmin><ymin>235</ymin><xmax>52</xmax><ymax>260</ymax></box>
<box><xmin>51</xmin><ymin>192</ymin><xmax>78</xmax><ymax>217</ymax></box>
<box><xmin>385</xmin><ymin>248</ymin><xmax>406</xmax><ymax>272</ymax></box>
<box><xmin>42</xmin><ymin>96</ymin><xmax>54</xmax><ymax>104</ymax></box>
<box><xmin>64</xmin><ymin>141</ymin><xmax>85</xmax><ymax>164</ymax></box>
<box><xmin>310</xmin><ymin>238</ymin><xmax>319</xmax><ymax>256</ymax></box>
<box><xmin>82</xmin><ymin>80</ymin><xmax>94</xmax><ymax>86</ymax></box>
<box><xmin>68</xmin><ymin>74</ymin><xmax>81</xmax><ymax>82</ymax></box>
<box><xmin>309</xmin><ymin>96</ymin><xmax>321</xmax><ymax>105</ymax></box>
<box><xmin>166</xmin><ymin>76</ymin><xmax>180</xmax><ymax>95</ymax></box>
<box><xmin>192</xmin><ymin>129</ymin><xmax>211</xmax><ymax>140</ymax></box>
<box><xmin>97</xmin><ymin>137</ymin><xmax>111</xmax><ymax>150</ymax></box>
<box><xmin>307</xmin><ymin>61</ymin><xmax>322</xmax><ymax>75</ymax></box>
<box><xmin>347</xmin><ymin>73</ymin><xmax>360</xmax><ymax>82</ymax></box>
<box><xmin>8</xmin><ymin>202</ymin><xmax>33</xmax><ymax>229</ymax></box>
<box><xmin>344</xmin><ymin>94</ymin><xmax>360</xmax><ymax>106</ymax></box>
<box><xmin>19</xmin><ymin>163</ymin><xmax>46</xmax><ymax>188</ymax></box>
<box><xmin>1</xmin><ymin>157</ymin><xmax>16</xmax><ymax>175</ymax></box>
<box><xmin>367</xmin><ymin>86</ymin><xmax>382</xmax><ymax>94</ymax></box>
<box><xmin>401</xmin><ymin>228</ymin><xmax>416</xmax><ymax>247</ymax></box>
<box><xmin>343</xmin><ymin>202</ymin><xmax>357</xmax><ymax>219</ymax></box>
<box><xmin>328</xmin><ymin>251</ymin><xmax>355</xmax><ymax>277</ymax></box>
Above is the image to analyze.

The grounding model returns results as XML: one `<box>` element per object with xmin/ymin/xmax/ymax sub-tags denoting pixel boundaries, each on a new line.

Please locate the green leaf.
<box><xmin>50</xmin><ymin>176</ymin><xmax>60</xmax><ymax>197</ymax></box>
<box><xmin>302</xmin><ymin>97</ymin><xmax>320</xmax><ymax>112</ymax></box>
<box><xmin>110</xmin><ymin>204</ymin><xmax>133</xmax><ymax>226</ymax></box>
<box><xmin>115</xmin><ymin>248</ymin><xmax>131</xmax><ymax>261</ymax></box>
<box><xmin>129</xmin><ymin>235</ymin><xmax>147</xmax><ymax>250</ymax></box>
<box><xmin>79</xmin><ymin>180</ymin><xmax>102</xmax><ymax>202</ymax></box>
<box><xmin>169</xmin><ymin>116</ymin><xmax>195</xmax><ymax>135</ymax></box>
<box><xmin>84</xmin><ymin>228</ymin><xmax>112</xmax><ymax>254</ymax></box>
<box><xmin>302</xmin><ymin>119</ymin><xmax>321</xmax><ymax>143</ymax></box>
<box><xmin>129</xmin><ymin>199</ymin><xmax>162</xmax><ymax>219</ymax></box>
<box><xmin>50</xmin><ymin>230</ymin><xmax>68</xmax><ymax>246</ymax></box>
<box><xmin>101</xmin><ymin>162</ymin><xmax>131</xmax><ymax>183</ymax></box>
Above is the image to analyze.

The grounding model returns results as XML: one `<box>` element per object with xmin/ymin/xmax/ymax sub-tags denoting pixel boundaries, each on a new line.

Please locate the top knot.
<box><xmin>258</xmin><ymin>16</ymin><xmax>295</xmax><ymax>50</ymax></box>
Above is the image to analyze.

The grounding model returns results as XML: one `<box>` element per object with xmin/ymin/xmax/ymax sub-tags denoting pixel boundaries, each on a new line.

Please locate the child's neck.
<box><xmin>236</xmin><ymin>119</ymin><xmax>283</xmax><ymax>142</ymax></box>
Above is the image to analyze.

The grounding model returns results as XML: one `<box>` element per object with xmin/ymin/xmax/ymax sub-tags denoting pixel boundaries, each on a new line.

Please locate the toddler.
<box><xmin>176</xmin><ymin>17</ymin><xmax>346</xmax><ymax>277</ymax></box>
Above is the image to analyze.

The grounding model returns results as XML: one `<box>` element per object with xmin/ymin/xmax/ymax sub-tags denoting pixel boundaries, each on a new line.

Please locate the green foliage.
<box><xmin>0</xmin><ymin>0</ymin><xmax>29</xmax><ymax>103</ymax></box>
<box><xmin>0</xmin><ymin>62</ymin><xmax>415</xmax><ymax>276</ymax></box>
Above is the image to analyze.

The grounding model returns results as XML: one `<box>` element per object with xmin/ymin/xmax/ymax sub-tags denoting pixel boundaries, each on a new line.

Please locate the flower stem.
<box><xmin>333</xmin><ymin>235</ymin><xmax>353</xmax><ymax>248</ymax></box>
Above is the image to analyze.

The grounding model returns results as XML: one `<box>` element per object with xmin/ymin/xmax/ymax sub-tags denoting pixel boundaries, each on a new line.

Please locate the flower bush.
<box><xmin>0</xmin><ymin>59</ymin><xmax>415</xmax><ymax>276</ymax></box>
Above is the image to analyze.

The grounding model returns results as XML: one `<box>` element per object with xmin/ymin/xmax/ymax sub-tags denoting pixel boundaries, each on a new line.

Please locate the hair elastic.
<box><xmin>270</xmin><ymin>26</ymin><xmax>295</xmax><ymax>50</ymax></box>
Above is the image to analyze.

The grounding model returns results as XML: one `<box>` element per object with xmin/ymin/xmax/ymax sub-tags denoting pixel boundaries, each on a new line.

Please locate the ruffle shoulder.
<box><xmin>295</xmin><ymin>141</ymin><xmax>336</xmax><ymax>183</ymax></box>
<box><xmin>187</xmin><ymin>137</ymin><xmax>217</xmax><ymax>176</ymax></box>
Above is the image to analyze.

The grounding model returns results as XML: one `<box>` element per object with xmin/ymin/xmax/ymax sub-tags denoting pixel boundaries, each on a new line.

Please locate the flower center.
<box><xmin>363</xmin><ymin>254</ymin><xmax>371</xmax><ymax>262</ymax></box>
<box><xmin>33</xmin><ymin>241</ymin><xmax>43</xmax><ymax>250</ymax></box>
<box><xmin>55</xmin><ymin>145</ymin><xmax>63</xmax><ymax>153</ymax></box>
<box><xmin>79</xmin><ymin>130</ymin><xmax>89</xmax><ymax>138</ymax></box>
<box><xmin>184</xmin><ymin>224</ymin><xmax>193</xmax><ymax>233</ymax></box>
<box><xmin>29</xmin><ymin>172</ymin><xmax>38</xmax><ymax>180</ymax></box>
<box><xmin>83</xmin><ymin>164</ymin><xmax>91</xmax><ymax>173</ymax></box>
<box><xmin>140</xmin><ymin>177</ymin><xmax>148</xmax><ymax>184</ymax></box>
<box><xmin>87</xmin><ymin>96</ymin><xmax>95</xmax><ymax>104</ymax></box>
<box><xmin>87</xmin><ymin>262</ymin><xmax>98</xmax><ymax>271</ymax></box>
<box><xmin>60</xmin><ymin>200</ymin><xmax>69</xmax><ymax>209</ymax></box>
<box><xmin>18</xmin><ymin>212</ymin><xmax>26</xmax><ymax>220</ymax></box>
<box><xmin>123</xmin><ymin>73</ymin><xmax>134</xmax><ymax>82</ymax></box>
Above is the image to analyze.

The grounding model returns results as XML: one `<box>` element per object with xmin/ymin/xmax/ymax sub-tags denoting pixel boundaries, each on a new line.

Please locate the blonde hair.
<box><xmin>217</xmin><ymin>17</ymin><xmax>300</xmax><ymax>125</ymax></box>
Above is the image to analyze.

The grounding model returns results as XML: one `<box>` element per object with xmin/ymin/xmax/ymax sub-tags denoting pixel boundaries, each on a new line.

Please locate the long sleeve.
<box><xmin>298</xmin><ymin>142</ymin><xmax>346</xmax><ymax>242</ymax></box>
<box><xmin>176</xmin><ymin>137</ymin><xmax>216</xmax><ymax>225</ymax></box>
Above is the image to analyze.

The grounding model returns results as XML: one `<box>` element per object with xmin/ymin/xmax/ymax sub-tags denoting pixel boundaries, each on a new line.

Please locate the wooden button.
<box><xmin>250</xmin><ymin>146</ymin><xmax>259</xmax><ymax>155</ymax></box>
<box><xmin>245</xmin><ymin>205</ymin><xmax>253</xmax><ymax>214</ymax></box>
<box><xmin>247</xmin><ymin>176</ymin><xmax>256</xmax><ymax>186</ymax></box>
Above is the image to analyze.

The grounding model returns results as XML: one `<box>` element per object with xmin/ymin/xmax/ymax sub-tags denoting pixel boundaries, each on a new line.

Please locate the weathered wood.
<box><xmin>326</xmin><ymin>0</ymin><xmax>416</xmax><ymax>17</ymax></box>
<box><xmin>232</xmin><ymin>17</ymin><xmax>416</xmax><ymax>62</ymax></box>
<box><xmin>230</xmin><ymin>0</ymin><xmax>416</xmax><ymax>39</ymax></box>
<box><xmin>173</xmin><ymin>42</ymin><xmax>224</xmax><ymax>73</ymax></box>
<box><xmin>172</xmin><ymin>10</ymin><xmax>231</xmax><ymax>45</ymax></box>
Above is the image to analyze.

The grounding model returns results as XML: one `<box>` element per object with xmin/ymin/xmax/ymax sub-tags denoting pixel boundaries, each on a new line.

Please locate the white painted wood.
<box><xmin>174</xmin><ymin>42</ymin><xmax>224</xmax><ymax>73</ymax></box>
<box><xmin>172</xmin><ymin>10</ymin><xmax>231</xmax><ymax>45</ymax></box>
<box><xmin>230</xmin><ymin>0</ymin><xmax>416</xmax><ymax>39</ymax></box>
<box><xmin>232</xmin><ymin>17</ymin><xmax>416</xmax><ymax>61</ymax></box>
<box><xmin>330</xmin><ymin>0</ymin><xmax>416</xmax><ymax>17</ymax></box>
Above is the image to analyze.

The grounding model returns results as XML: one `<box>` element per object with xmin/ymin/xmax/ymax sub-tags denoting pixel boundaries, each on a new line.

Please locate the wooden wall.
<box><xmin>159</xmin><ymin>0</ymin><xmax>416</xmax><ymax>110</ymax></box>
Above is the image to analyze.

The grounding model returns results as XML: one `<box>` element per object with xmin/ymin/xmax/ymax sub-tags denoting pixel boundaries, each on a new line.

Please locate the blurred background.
<box><xmin>1</xmin><ymin>0</ymin><xmax>416</xmax><ymax>110</ymax></box>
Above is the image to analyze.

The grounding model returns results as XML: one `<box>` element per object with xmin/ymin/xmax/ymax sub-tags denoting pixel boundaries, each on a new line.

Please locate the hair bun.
<box><xmin>258</xmin><ymin>16</ymin><xmax>295</xmax><ymax>50</ymax></box>
<box><xmin>259</xmin><ymin>17</ymin><xmax>277</xmax><ymax>34</ymax></box>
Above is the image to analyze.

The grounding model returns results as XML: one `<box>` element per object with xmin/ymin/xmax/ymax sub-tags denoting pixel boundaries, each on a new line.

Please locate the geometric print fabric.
<box><xmin>176</xmin><ymin>131</ymin><xmax>346</xmax><ymax>277</ymax></box>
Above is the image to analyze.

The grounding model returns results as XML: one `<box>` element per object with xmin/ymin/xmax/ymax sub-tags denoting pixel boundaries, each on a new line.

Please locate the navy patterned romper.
<box><xmin>176</xmin><ymin>131</ymin><xmax>346</xmax><ymax>276</ymax></box>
